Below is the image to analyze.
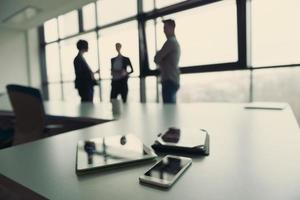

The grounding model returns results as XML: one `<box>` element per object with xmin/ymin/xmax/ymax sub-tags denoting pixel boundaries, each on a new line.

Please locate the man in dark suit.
<box><xmin>73</xmin><ymin>40</ymin><xmax>99</xmax><ymax>102</ymax></box>
<box><xmin>110</xmin><ymin>43</ymin><xmax>133</xmax><ymax>103</ymax></box>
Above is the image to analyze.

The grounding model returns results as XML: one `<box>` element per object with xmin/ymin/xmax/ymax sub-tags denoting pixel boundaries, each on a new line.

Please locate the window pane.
<box><xmin>253</xmin><ymin>67</ymin><xmax>300</xmax><ymax>122</ymax></box>
<box><xmin>178</xmin><ymin>70</ymin><xmax>250</xmax><ymax>102</ymax></box>
<box><xmin>145</xmin><ymin>20</ymin><xmax>157</xmax><ymax>70</ymax></box>
<box><xmin>143</xmin><ymin>0</ymin><xmax>185</xmax><ymax>11</ymax></box>
<box><xmin>146</xmin><ymin>0</ymin><xmax>238</xmax><ymax>69</ymax></box>
<box><xmin>83</xmin><ymin>3</ymin><xmax>96</xmax><ymax>31</ymax></box>
<box><xmin>252</xmin><ymin>0</ymin><xmax>300</xmax><ymax>67</ymax></box>
<box><xmin>96</xmin><ymin>0</ymin><xmax>136</xmax><ymax>26</ymax></box>
<box><xmin>146</xmin><ymin>76</ymin><xmax>159</xmax><ymax>102</ymax></box>
<box><xmin>127</xmin><ymin>77</ymin><xmax>140</xmax><ymax>102</ymax></box>
<box><xmin>156</xmin><ymin>0</ymin><xmax>186</xmax><ymax>9</ymax></box>
<box><xmin>62</xmin><ymin>82</ymin><xmax>80</xmax><ymax>102</ymax></box>
<box><xmin>99</xmin><ymin>79</ymin><xmax>111</xmax><ymax>102</ymax></box>
<box><xmin>58</xmin><ymin>10</ymin><xmax>79</xmax><ymax>38</ymax></box>
<box><xmin>48</xmin><ymin>83</ymin><xmax>62</xmax><ymax>100</ymax></box>
<box><xmin>60</xmin><ymin>32</ymin><xmax>98</xmax><ymax>81</ymax></box>
<box><xmin>44</xmin><ymin>18</ymin><xmax>58</xmax><ymax>43</ymax></box>
<box><xmin>143</xmin><ymin>0</ymin><xmax>154</xmax><ymax>12</ymax></box>
<box><xmin>98</xmin><ymin>21</ymin><xmax>139</xmax><ymax>79</ymax></box>
<box><xmin>45</xmin><ymin>43</ymin><xmax>61</xmax><ymax>82</ymax></box>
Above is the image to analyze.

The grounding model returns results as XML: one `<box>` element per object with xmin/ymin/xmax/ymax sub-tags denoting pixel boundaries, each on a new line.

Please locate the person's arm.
<box><xmin>126</xmin><ymin>58</ymin><xmax>134</xmax><ymax>74</ymax></box>
<box><xmin>110</xmin><ymin>58</ymin><xmax>114</xmax><ymax>76</ymax></box>
<box><xmin>93</xmin><ymin>69</ymin><xmax>100</xmax><ymax>74</ymax></box>
<box><xmin>154</xmin><ymin>40</ymin><xmax>172</xmax><ymax>64</ymax></box>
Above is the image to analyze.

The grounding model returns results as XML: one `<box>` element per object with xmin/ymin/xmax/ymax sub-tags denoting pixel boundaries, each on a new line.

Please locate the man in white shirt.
<box><xmin>154</xmin><ymin>19</ymin><xmax>181</xmax><ymax>103</ymax></box>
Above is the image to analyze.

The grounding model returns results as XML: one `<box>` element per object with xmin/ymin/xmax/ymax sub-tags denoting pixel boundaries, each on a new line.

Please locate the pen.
<box><xmin>244</xmin><ymin>106</ymin><xmax>284</xmax><ymax>110</ymax></box>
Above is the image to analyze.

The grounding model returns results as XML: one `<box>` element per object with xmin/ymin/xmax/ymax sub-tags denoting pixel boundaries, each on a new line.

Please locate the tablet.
<box><xmin>76</xmin><ymin>134</ymin><xmax>157</xmax><ymax>174</ymax></box>
<box><xmin>152</xmin><ymin>128</ymin><xmax>209</xmax><ymax>155</ymax></box>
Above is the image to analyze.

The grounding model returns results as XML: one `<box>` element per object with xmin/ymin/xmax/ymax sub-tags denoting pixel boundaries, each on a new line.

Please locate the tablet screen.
<box><xmin>76</xmin><ymin>134</ymin><xmax>156</xmax><ymax>173</ymax></box>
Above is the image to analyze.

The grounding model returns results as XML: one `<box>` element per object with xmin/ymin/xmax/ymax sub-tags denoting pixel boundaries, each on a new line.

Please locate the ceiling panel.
<box><xmin>0</xmin><ymin>0</ymin><xmax>95</xmax><ymax>30</ymax></box>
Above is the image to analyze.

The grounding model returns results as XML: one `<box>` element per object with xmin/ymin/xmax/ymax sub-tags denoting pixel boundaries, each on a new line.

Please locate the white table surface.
<box><xmin>0</xmin><ymin>99</ymin><xmax>300</xmax><ymax>200</ymax></box>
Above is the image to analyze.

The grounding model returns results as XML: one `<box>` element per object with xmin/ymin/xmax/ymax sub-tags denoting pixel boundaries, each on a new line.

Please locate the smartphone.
<box><xmin>139</xmin><ymin>155</ymin><xmax>192</xmax><ymax>188</ymax></box>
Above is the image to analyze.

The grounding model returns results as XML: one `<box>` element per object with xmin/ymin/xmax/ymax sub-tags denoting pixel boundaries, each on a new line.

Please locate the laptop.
<box><xmin>76</xmin><ymin>134</ymin><xmax>157</xmax><ymax>174</ymax></box>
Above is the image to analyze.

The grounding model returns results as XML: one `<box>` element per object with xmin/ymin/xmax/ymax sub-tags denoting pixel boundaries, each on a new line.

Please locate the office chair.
<box><xmin>0</xmin><ymin>111</ymin><xmax>14</xmax><ymax>149</ymax></box>
<box><xmin>6</xmin><ymin>84</ymin><xmax>69</xmax><ymax>145</ymax></box>
<box><xmin>6</xmin><ymin>84</ymin><xmax>112</xmax><ymax>145</ymax></box>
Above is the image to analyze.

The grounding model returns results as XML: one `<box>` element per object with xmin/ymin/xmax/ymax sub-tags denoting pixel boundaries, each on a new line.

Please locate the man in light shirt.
<box><xmin>154</xmin><ymin>19</ymin><xmax>181</xmax><ymax>103</ymax></box>
<box><xmin>110</xmin><ymin>43</ymin><xmax>133</xmax><ymax>103</ymax></box>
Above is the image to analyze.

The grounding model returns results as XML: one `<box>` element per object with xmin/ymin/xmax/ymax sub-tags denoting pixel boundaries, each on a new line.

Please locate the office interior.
<box><xmin>0</xmin><ymin>0</ymin><xmax>300</xmax><ymax>122</ymax></box>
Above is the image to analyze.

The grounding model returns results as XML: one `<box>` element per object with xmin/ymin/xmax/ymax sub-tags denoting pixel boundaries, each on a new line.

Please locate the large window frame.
<box><xmin>139</xmin><ymin>0</ymin><xmax>246</xmax><ymax>76</ymax></box>
<box><xmin>42</xmin><ymin>0</ymin><xmax>287</xmax><ymax>102</ymax></box>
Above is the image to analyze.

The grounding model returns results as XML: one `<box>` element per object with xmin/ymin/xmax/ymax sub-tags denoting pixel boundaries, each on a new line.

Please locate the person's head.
<box><xmin>76</xmin><ymin>40</ymin><xmax>88</xmax><ymax>53</ymax></box>
<box><xmin>163</xmin><ymin>19</ymin><xmax>176</xmax><ymax>37</ymax></box>
<box><xmin>115</xmin><ymin>42</ymin><xmax>122</xmax><ymax>54</ymax></box>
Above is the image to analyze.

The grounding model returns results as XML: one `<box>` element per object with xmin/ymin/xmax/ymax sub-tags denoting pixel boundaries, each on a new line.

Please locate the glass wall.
<box><xmin>146</xmin><ymin>0</ymin><xmax>238</xmax><ymax>69</ymax></box>
<box><xmin>143</xmin><ymin>0</ymin><xmax>186</xmax><ymax>12</ymax></box>
<box><xmin>58</xmin><ymin>10</ymin><xmax>79</xmax><ymax>38</ymax></box>
<box><xmin>96</xmin><ymin>0</ymin><xmax>136</xmax><ymax>26</ymax></box>
<box><xmin>251</xmin><ymin>0</ymin><xmax>300</xmax><ymax>67</ymax></box>
<box><xmin>178</xmin><ymin>71</ymin><xmax>250</xmax><ymax>103</ymax></box>
<box><xmin>82</xmin><ymin>3</ymin><xmax>96</xmax><ymax>31</ymax></box>
<box><xmin>44</xmin><ymin>18</ymin><xmax>58</xmax><ymax>43</ymax></box>
<box><xmin>41</xmin><ymin>0</ymin><xmax>300</xmax><ymax>124</ymax></box>
<box><xmin>60</xmin><ymin>32</ymin><xmax>98</xmax><ymax>82</ymax></box>
<box><xmin>98</xmin><ymin>21</ymin><xmax>139</xmax><ymax>79</ymax></box>
<box><xmin>252</xmin><ymin>67</ymin><xmax>300</xmax><ymax>122</ymax></box>
<box><xmin>45</xmin><ymin>43</ymin><xmax>60</xmax><ymax>82</ymax></box>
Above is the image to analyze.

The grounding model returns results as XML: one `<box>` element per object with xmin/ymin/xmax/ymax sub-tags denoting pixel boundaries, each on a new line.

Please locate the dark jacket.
<box><xmin>73</xmin><ymin>53</ymin><xmax>96</xmax><ymax>89</ymax></box>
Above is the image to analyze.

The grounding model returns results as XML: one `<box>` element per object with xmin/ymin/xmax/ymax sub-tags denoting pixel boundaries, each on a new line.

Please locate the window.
<box><xmin>99</xmin><ymin>79</ymin><xmax>111</xmax><ymax>102</ymax></box>
<box><xmin>42</xmin><ymin>0</ymin><xmax>243</xmax><ymax>103</ymax></box>
<box><xmin>98</xmin><ymin>21</ymin><xmax>139</xmax><ymax>79</ymax></box>
<box><xmin>45</xmin><ymin>43</ymin><xmax>60</xmax><ymax>82</ymax></box>
<box><xmin>96</xmin><ymin>0</ymin><xmax>136</xmax><ymax>26</ymax></box>
<box><xmin>60</xmin><ymin>32</ymin><xmax>98</xmax><ymax>81</ymax></box>
<box><xmin>177</xmin><ymin>71</ymin><xmax>250</xmax><ymax>102</ymax></box>
<box><xmin>127</xmin><ymin>77</ymin><xmax>140</xmax><ymax>102</ymax></box>
<box><xmin>251</xmin><ymin>0</ymin><xmax>300</xmax><ymax>67</ymax></box>
<box><xmin>44</xmin><ymin>18</ymin><xmax>58</xmax><ymax>43</ymax></box>
<box><xmin>58</xmin><ymin>10</ymin><xmax>79</xmax><ymax>38</ymax></box>
<box><xmin>146</xmin><ymin>76</ymin><xmax>159</xmax><ymax>102</ymax></box>
<box><xmin>143</xmin><ymin>0</ymin><xmax>186</xmax><ymax>11</ymax></box>
<box><xmin>143</xmin><ymin>0</ymin><xmax>154</xmax><ymax>12</ymax></box>
<box><xmin>48</xmin><ymin>83</ymin><xmax>62</xmax><ymax>100</ymax></box>
<box><xmin>83</xmin><ymin>3</ymin><xmax>96</xmax><ymax>31</ymax></box>
<box><xmin>146</xmin><ymin>0</ymin><xmax>238</xmax><ymax>69</ymax></box>
<box><xmin>62</xmin><ymin>82</ymin><xmax>80</xmax><ymax>102</ymax></box>
<box><xmin>253</xmin><ymin>67</ymin><xmax>300</xmax><ymax>121</ymax></box>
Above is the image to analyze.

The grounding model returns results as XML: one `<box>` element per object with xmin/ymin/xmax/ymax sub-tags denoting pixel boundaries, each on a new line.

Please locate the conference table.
<box><xmin>0</xmin><ymin>98</ymin><xmax>300</xmax><ymax>200</ymax></box>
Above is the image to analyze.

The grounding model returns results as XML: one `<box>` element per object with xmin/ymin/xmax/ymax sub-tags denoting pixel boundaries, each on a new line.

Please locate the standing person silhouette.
<box><xmin>154</xmin><ymin>19</ymin><xmax>181</xmax><ymax>103</ymax></box>
<box><xmin>73</xmin><ymin>40</ymin><xmax>99</xmax><ymax>102</ymax></box>
<box><xmin>110</xmin><ymin>43</ymin><xmax>134</xmax><ymax>103</ymax></box>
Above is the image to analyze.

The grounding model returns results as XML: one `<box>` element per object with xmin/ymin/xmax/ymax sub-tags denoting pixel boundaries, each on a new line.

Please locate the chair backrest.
<box><xmin>6</xmin><ymin>84</ymin><xmax>46</xmax><ymax>145</ymax></box>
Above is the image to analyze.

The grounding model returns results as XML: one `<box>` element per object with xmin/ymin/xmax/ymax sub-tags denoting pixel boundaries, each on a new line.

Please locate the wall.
<box><xmin>0</xmin><ymin>28</ymin><xmax>41</xmax><ymax>94</ymax></box>
<box><xmin>26</xmin><ymin>28</ymin><xmax>41</xmax><ymax>89</ymax></box>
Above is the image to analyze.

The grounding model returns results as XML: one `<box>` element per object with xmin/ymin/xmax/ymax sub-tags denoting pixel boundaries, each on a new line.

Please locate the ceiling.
<box><xmin>0</xmin><ymin>0</ymin><xmax>95</xmax><ymax>31</ymax></box>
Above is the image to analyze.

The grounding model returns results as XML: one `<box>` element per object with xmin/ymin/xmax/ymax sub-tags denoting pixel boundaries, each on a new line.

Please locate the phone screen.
<box><xmin>144</xmin><ymin>156</ymin><xmax>191</xmax><ymax>182</ymax></box>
